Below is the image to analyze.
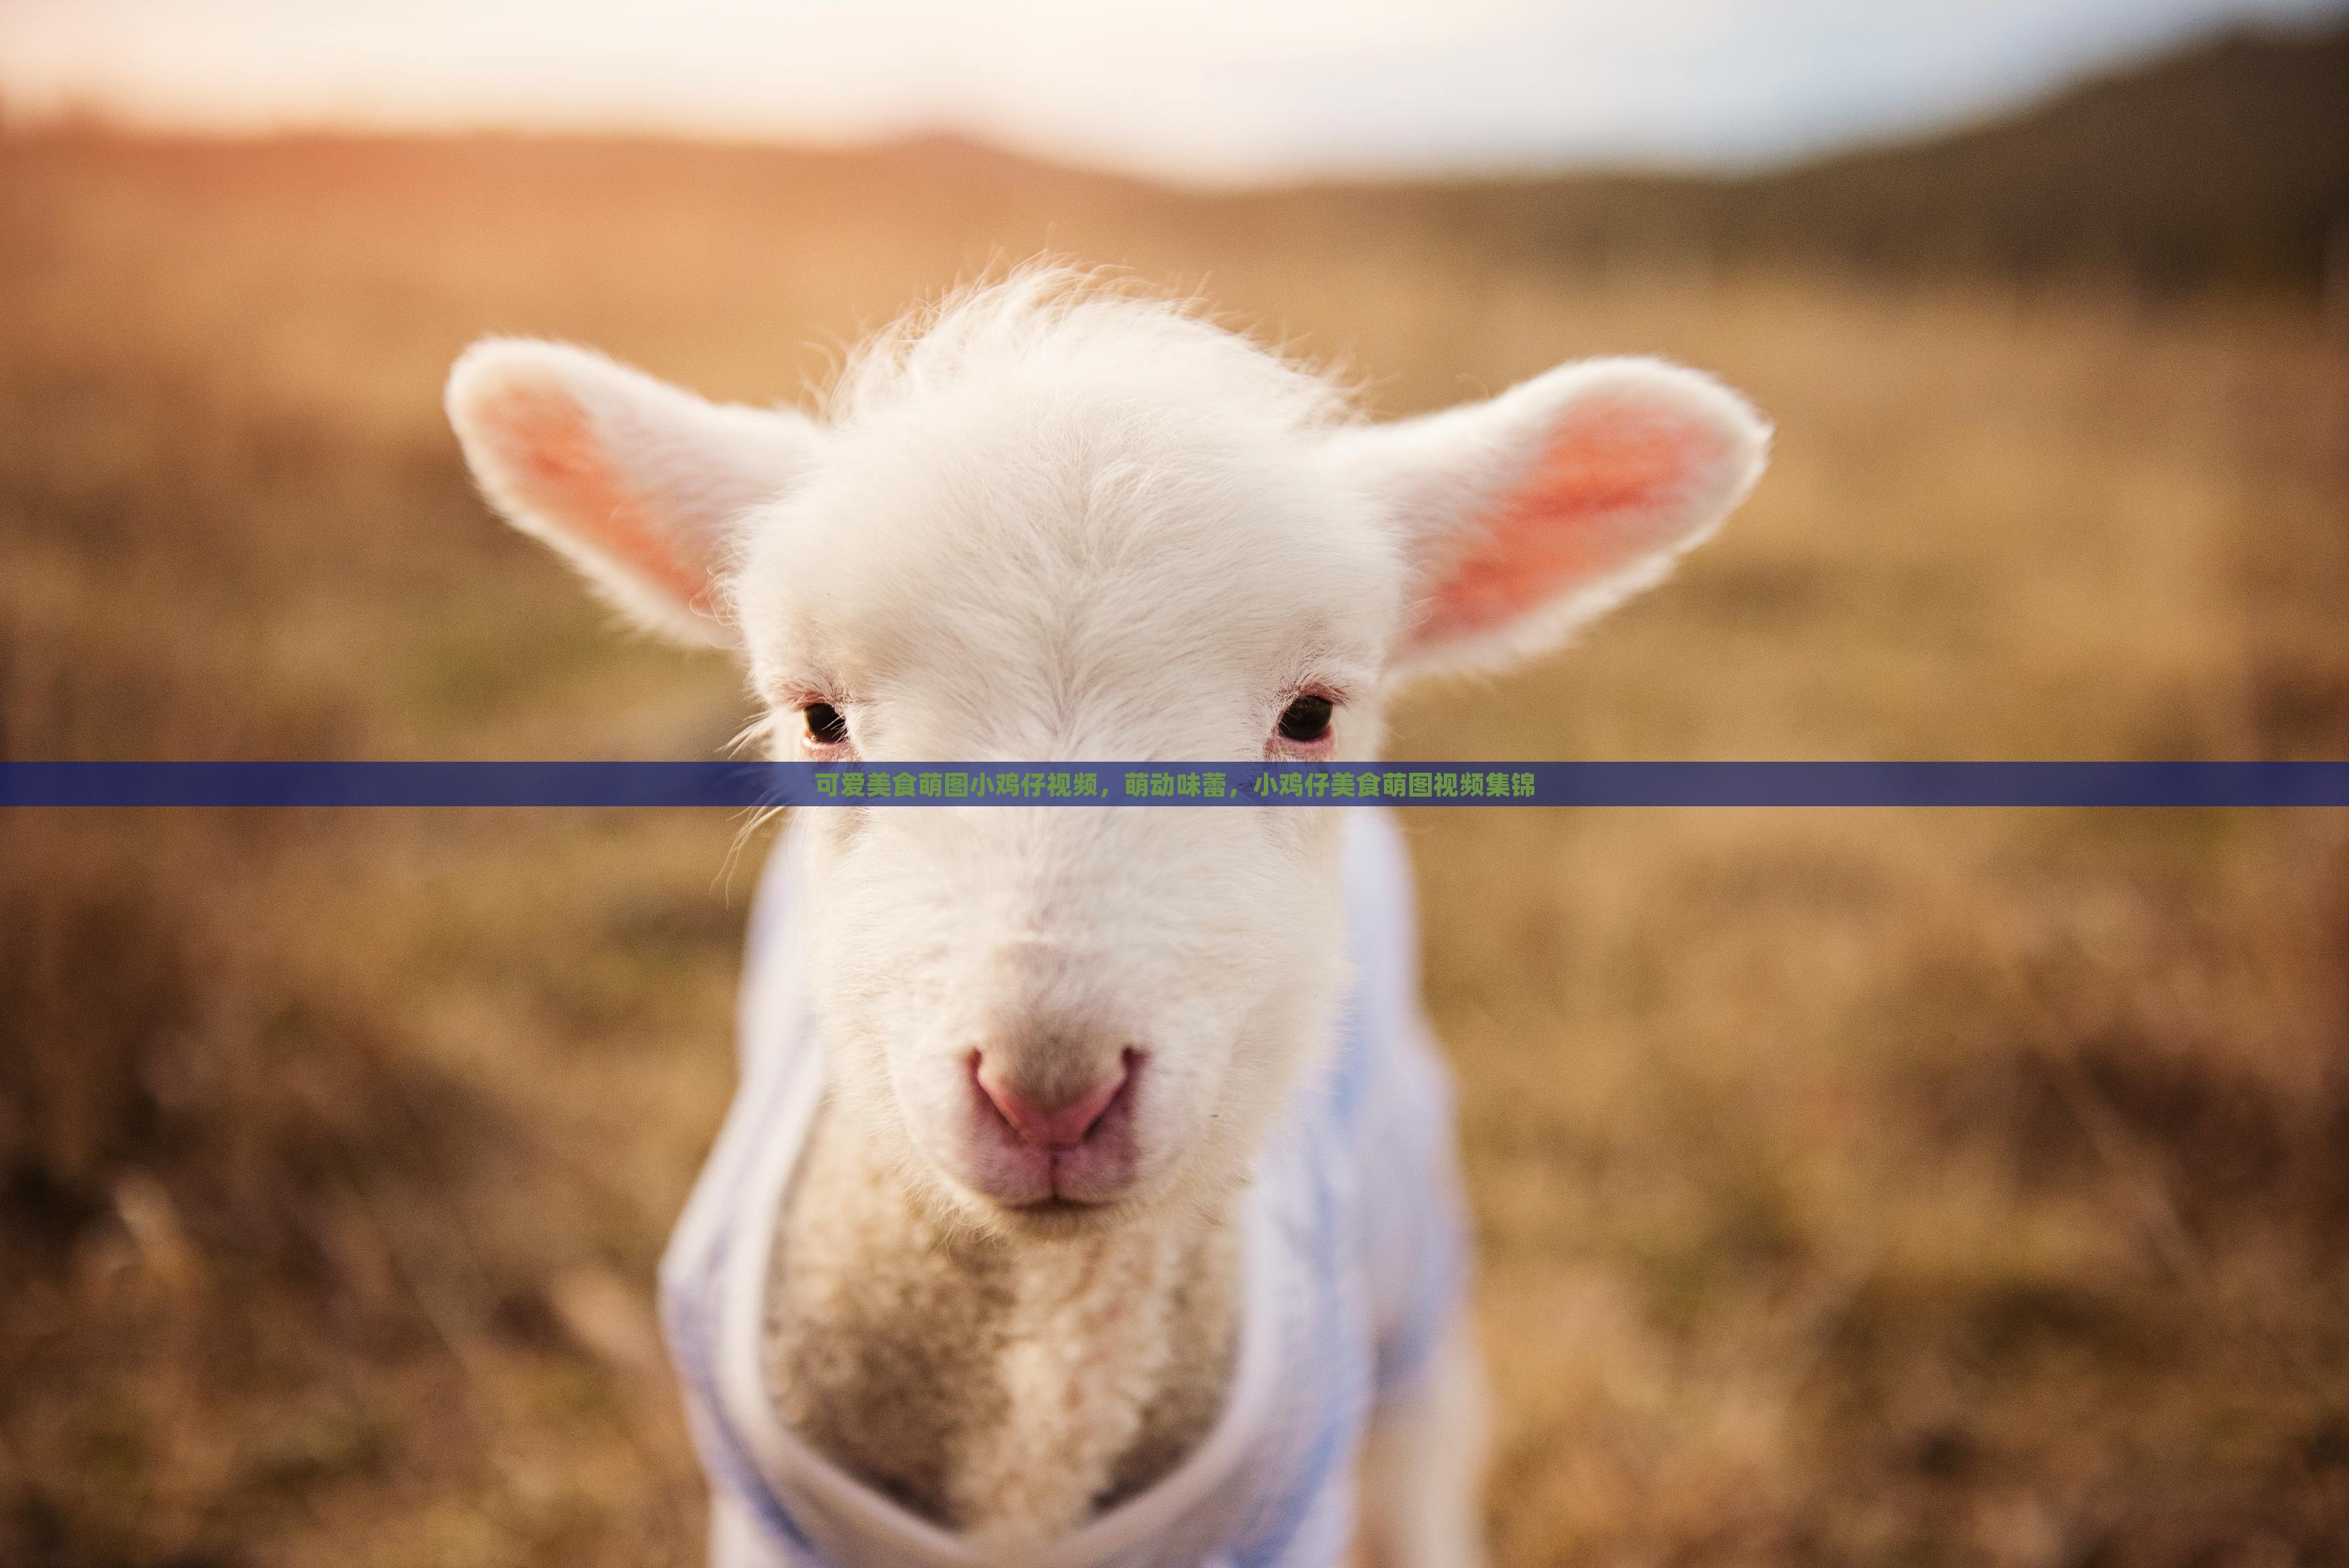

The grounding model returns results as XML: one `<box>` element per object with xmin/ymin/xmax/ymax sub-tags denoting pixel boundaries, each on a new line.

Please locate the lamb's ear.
<box><xmin>1338</xmin><ymin>358</ymin><xmax>1768</xmax><ymax>679</ymax></box>
<box><xmin>445</xmin><ymin>339</ymin><xmax>818</xmax><ymax>647</ymax></box>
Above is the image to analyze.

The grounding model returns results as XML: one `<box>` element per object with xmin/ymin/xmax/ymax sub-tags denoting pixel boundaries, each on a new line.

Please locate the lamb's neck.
<box><xmin>762</xmin><ymin>1098</ymin><xmax>1242</xmax><ymax>1559</ymax></box>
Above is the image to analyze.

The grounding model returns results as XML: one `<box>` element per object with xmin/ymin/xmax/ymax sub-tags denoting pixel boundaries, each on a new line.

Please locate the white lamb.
<box><xmin>445</xmin><ymin>270</ymin><xmax>1767</xmax><ymax>1568</ymax></box>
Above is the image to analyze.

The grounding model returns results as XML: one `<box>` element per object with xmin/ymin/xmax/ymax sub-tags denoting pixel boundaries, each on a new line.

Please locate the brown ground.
<box><xmin>3</xmin><ymin>131</ymin><xmax>2347</xmax><ymax>1567</ymax></box>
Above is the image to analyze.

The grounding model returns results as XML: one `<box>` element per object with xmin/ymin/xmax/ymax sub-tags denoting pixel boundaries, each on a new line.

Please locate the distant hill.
<box><xmin>1750</xmin><ymin>22</ymin><xmax>2349</xmax><ymax>284</ymax></box>
<box><xmin>8</xmin><ymin>22</ymin><xmax>2343</xmax><ymax>295</ymax></box>
<box><xmin>1259</xmin><ymin>23</ymin><xmax>2349</xmax><ymax>293</ymax></box>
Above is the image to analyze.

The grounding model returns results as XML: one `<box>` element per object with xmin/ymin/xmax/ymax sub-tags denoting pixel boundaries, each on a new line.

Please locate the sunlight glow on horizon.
<box><xmin>0</xmin><ymin>0</ymin><xmax>2342</xmax><ymax>183</ymax></box>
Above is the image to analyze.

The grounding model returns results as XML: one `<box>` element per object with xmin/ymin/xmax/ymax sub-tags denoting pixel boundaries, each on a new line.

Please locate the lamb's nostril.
<box><xmin>973</xmin><ymin>1052</ymin><xmax>1132</xmax><ymax>1152</ymax></box>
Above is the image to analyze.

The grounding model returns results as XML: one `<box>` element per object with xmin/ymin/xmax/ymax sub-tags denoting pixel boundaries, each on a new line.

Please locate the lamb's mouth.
<box><xmin>993</xmin><ymin>1188</ymin><xmax>1139</xmax><ymax>1236</ymax></box>
<box><xmin>1011</xmin><ymin>1194</ymin><xmax>1111</xmax><ymax>1216</ymax></box>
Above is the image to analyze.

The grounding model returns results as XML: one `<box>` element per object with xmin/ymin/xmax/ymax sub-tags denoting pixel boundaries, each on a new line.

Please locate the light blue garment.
<box><xmin>659</xmin><ymin>810</ymin><xmax>1471</xmax><ymax>1568</ymax></box>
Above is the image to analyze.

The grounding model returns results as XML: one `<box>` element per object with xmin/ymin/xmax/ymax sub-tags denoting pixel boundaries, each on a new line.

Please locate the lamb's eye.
<box><xmin>802</xmin><ymin>702</ymin><xmax>848</xmax><ymax>747</ymax></box>
<box><xmin>1277</xmin><ymin>694</ymin><xmax>1334</xmax><ymax>744</ymax></box>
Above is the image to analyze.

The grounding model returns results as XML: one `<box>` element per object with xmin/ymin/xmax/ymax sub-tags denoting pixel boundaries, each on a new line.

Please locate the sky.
<box><xmin>0</xmin><ymin>0</ymin><xmax>2342</xmax><ymax>184</ymax></box>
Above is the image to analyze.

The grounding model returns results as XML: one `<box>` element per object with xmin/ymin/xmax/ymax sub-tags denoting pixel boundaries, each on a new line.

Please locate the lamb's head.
<box><xmin>447</xmin><ymin>273</ymin><xmax>1766</xmax><ymax>1233</ymax></box>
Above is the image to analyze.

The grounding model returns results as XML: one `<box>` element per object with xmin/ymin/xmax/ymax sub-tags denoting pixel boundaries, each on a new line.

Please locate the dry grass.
<box><xmin>2</xmin><ymin>131</ymin><xmax>2346</xmax><ymax>1567</ymax></box>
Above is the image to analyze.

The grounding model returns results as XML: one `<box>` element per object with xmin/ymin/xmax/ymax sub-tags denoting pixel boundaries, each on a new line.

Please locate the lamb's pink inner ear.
<box><xmin>1417</xmin><ymin>392</ymin><xmax>1725</xmax><ymax>647</ymax></box>
<box><xmin>479</xmin><ymin>382</ymin><xmax>716</xmax><ymax>615</ymax></box>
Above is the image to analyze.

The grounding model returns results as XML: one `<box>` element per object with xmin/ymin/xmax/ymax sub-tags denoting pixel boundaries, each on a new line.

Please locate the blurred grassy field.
<box><xmin>3</xmin><ymin>127</ymin><xmax>2348</xmax><ymax>1568</ymax></box>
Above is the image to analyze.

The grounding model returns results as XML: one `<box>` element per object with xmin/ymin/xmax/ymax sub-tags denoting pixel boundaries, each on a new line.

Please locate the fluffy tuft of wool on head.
<box><xmin>823</xmin><ymin>266</ymin><xmax>1357</xmax><ymax>437</ymax></box>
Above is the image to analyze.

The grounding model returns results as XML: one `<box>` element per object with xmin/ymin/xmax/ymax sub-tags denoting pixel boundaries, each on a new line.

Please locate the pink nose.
<box><xmin>973</xmin><ymin>1054</ymin><xmax>1132</xmax><ymax>1151</ymax></box>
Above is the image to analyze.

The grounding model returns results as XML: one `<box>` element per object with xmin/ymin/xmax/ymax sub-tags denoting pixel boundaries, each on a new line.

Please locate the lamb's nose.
<box><xmin>973</xmin><ymin>1053</ymin><xmax>1132</xmax><ymax>1151</ymax></box>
